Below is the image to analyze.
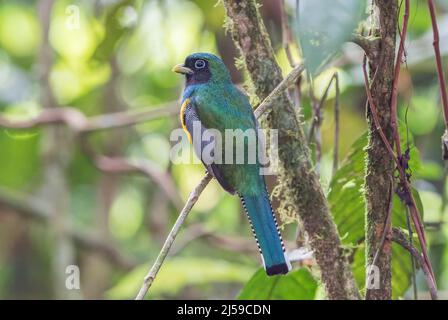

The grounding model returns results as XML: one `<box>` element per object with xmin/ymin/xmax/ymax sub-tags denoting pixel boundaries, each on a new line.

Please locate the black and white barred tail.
<box><xmin>238</xmin><ymin>191</ymin><xmax>291</xmax><ymax>276</ymax></box>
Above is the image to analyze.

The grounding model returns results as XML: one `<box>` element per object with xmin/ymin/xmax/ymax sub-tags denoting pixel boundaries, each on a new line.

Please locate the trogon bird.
<box><xmin>172</xmin><ymin>52</ymin><xmax>291</xmax><ymax>276</ymax></box>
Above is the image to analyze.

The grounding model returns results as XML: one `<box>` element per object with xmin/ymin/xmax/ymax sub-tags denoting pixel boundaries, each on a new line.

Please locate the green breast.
<box><xmin>194</xmin><ymin>83</ymin><xmax>265</xmax><ymax>195</ymax></box>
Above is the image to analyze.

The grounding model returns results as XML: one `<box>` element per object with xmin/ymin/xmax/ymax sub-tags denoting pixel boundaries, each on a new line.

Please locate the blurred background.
<box><xmin>0</xmin><ymin>0</ymin><xmax>447</xmax><ymax>299</ymax></box>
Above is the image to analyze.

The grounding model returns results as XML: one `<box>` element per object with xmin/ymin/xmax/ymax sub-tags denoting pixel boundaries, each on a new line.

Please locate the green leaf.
<box><xmin>328</xmin><ymin>131</ymin><xmax>424</xmax><ymax>298</ymax></box>
<box><xmin>294</xmin><ymin>0</ymin><xmax>366</xmax><ymax>75</ymax></box>
<box><xmin>0</xmin><ymin>129</ymin><xmax>40</xmax><ymax>188</ymax></box>
<box><xmin>328</xmin><ymin>133</ymin><xmax>366</xmax><ymax>245</ymax></box>
<box><xmin>351</xmin><ymin>242</ymin><xmax>415</xmax><ymax>299</ymax></box>
<box><xmin>415</xmin><ymin>161</ymin><xmax>443</xmax><ymax>181</ymax></box>
<box><xmin>107</xmin><ymin>257</ymin><xmax>254</xmax><ymax>299</ymax></box>
<box><xmin>237</xmin><ymin>268</ymin><xmax>317</xmax><ymax>300</ymax></box>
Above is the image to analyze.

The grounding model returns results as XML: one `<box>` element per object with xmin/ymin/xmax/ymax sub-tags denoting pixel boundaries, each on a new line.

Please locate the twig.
<box><xmin>426</xmin><ymin>0</ymin><xmax>448</xmax><ymax>159</ymax></box>
<box><xmin>368</xmin><ymin>177</ymin><xmax>393</xmax><ymax>290</ymax></box>
<box><xmin>280</xmin><ymin>0</ymin><xmax>296</xmax><ymax>68</ymax></box>
<box><xmin>135</xmin><ymin>172</ymin><xmax>212</xmax><ymax>300</ymax></box>
<box><xmin>427</xmin><ymin>0</ymin><xmax>448</xmax><ymax>127</ymax></box>
<box><xmin>362</xmin><ymin>56</ymin><xmax>400</xmax><ymax>168</ymax></box>
<box><xmin>84</xmin><ymin>102</ymin><xmax>179</xmax><ymax>132</ymax></box>
<box><xmin>363</xmin><ymin>0</ymin><xmax>437</xmax><ymax>297</ymax></box>
<box><xmin>307</xmin><ymin>72</ymin><xmax>340</xmax><ymax>175</ymax></box>
<box><xmin>254</xmin><ymin>63</ymin><xmax>305</xmax><ymax>118</ymax></box>
<box><xmin>405</xmin><ymin>205</ymin><xmax>418</xmax><ymax>300</ymax></box>
<box><xmin>390</xmin><ymin>0</ymin><xmax>410</xmax><ymax>161</ymax></box>
<box><xmin>308</xmin><ymin>83</ymin><xmax>323</xmax><ymax>169</ymax></box>
<box><xmin>0</xmin><ymin>103</ymin><xmax>178</xmax><ymax>132</ymax></box>
<box><xmin>392</xmin><ymin>228</ymin><xmax>438</xmax><ymax>300</ymax></box>
<box><xmin>79</xmin><ymin>135</ymin><xmax>183</xmax><ymax>210</ymax></box>
<box><xmin>390</xmin><ymin>0</ymin><xmax>436</xmax><ymax>288</ymax></box>
<box><xmin>292</xmin><ymin>74</ymin><xmax>303</xmax><ymax>112</ymax></box>
<box><xmin>333</xmin><ymin>73</ymin><xmax>340</xmax><ymax>177</ymax></box>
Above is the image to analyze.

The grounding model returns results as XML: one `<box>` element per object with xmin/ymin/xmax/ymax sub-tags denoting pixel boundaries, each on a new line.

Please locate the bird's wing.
<box><xmin>181</xmin><ymin>97</ymin><xmax>236</xmax><ymax>194</ymax></box>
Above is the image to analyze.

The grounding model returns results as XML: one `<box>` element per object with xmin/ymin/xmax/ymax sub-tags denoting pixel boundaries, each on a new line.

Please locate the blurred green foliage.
<box><xmin>0</xmin><ymin>0</ymin><xmax>447</xmax><ymax>300</ymax></box>
<box><xmin>238</xmin><ymin>268</ymin><xmax>317</xmax><ymax>300</ymax></box>
<box><xmin>294</xmin><ymin>0</ymin><xmax>366</xmax><ymax>76</ymax></box>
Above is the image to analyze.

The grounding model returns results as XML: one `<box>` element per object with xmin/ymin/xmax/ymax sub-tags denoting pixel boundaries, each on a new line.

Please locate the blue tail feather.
<box><xmin>239</xmin><ymin>192</ymin><xmax>291</xmax><ymax>276</ymax></box>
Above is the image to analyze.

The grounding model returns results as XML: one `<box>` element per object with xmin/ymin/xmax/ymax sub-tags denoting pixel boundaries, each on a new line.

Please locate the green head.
<box><xmin>172</xmin><ymin>52</ymin><xmax>231</xmax><ymax>85</ymax></box>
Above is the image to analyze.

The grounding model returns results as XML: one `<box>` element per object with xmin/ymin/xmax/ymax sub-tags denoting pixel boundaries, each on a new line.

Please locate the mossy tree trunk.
<box><xmin>364</xmin><ymin>0</ymin><xmax>398</xmax><ymax>300</ymax></box>
<box><xmin>223</xmin><ymin>0</ymin><xmax>360</xmax><ymax>300</ymax></box>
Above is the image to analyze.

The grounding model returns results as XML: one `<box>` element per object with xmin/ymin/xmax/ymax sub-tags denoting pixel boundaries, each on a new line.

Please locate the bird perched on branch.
<box><xmin>172</xmin><ymin>52</ymin><xmax>291</xmax><ymax>276</ymax></box>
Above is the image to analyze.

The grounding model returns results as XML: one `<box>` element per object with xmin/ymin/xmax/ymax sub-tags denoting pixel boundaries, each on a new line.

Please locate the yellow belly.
<box><xmin>180</xmin><ymin>98</ymin><xmax>192</xmax><ymax>144</ymax></box>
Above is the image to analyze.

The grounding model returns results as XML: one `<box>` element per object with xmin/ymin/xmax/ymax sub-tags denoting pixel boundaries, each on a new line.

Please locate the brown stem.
<box><xmin>390</xmin><ymin>0</ymin><xmax>410</xmax><ymax>161</ymax></box>
<box><xmin>364</xmin><ymin>0</ymin><xmax>398</xmax><ymax>300</ymax></box>
<box><xmin>135</xmin><ymin>173</ymin><xmax>213</xmax><ymax>300</ymax></box>
<box><xmin>307</xmin><ymin>72</ymin><xmax>340</xmax><ymax>176</ymax></box>
<box><xmin>333</xmin><ymin>73</ymin><xmax>340</xmax><ymax>177</ymax></box>
<box><xmin>427</xmin><ymin>0</ymin><xmax>448</xmax><ymax>160</ymax></box>
<box><xmin>427</xmin><ymin>0</ymin><xmax>448</xmax><ymax>128</ymax></box>
<box><xmin>391</xmin><ymin>0</ymin><xmax>436</xmax><ymax>288</ymax></box>
<box><xmin>362</xmin><ymin>57</ymin><xmax>399</xmax><ymax>168</ymax></box>
<box><xmin>392</xmin><ymin>228</ymin><xmax>438</xmax><ymax>300</ymax></box>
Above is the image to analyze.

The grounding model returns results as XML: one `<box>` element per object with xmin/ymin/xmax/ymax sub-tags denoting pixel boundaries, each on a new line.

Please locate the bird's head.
<box><xmin>172</xmin><ymin>52</ymin><xmax>231</xmax><ymax>85</ymax></box>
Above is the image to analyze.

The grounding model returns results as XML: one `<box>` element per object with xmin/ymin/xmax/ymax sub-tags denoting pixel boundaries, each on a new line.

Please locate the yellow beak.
<box><xmin>172</xmin><ymin>64</ymin><xmax>193</xmax><ymax>75</ymax></box>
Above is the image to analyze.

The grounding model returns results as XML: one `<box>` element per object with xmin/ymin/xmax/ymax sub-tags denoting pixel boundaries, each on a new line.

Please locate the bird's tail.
<box><xmin>239</xmin><ymin>192</ymin><xmax>291</xmax><ymax>276</ymax></box>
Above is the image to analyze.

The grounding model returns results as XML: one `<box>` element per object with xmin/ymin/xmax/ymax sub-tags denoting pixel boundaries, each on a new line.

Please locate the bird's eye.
<box><xmin>195</xmin><ymin>59</ymin><xmax>206</xmax><ymax>69</ymax></box>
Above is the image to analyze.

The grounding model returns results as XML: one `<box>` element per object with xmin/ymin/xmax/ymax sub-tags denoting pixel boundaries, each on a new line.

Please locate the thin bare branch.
<box><xmin>368</xmin><ymin>177</ymin><xmax>393</xmax><ymax>295</ymax></box>
<box><xmin>333</xmin><ymin>73</ymin><xmax>340</xmax><ymax>177</ymax></box>
<box><xmin>351</xmin><ymin>33</ymin><xmax>381</xmax><ymax>64</ymax></box>
<box><xmin>362</xmin><ymin>56</ymin><xmax>400</xmax><ymax>168</ymax></box>
<box><xmin>0</xmin><ymin>187</ymin><xmax>136</xmax><ymax>271</ymax></box>
<box><xmin>79</xmin><ymin>135</ymin><xmax>183</xmax><ymax>210</ymax></box>
<box><xmin>0</xmin><ymin>105</ymin><xmax>183</xmax><ymax>209</ymax></box>
<box><xmin>391</xmin><ymin>0</ymin><xmax>436</xmax><ymax>287</ymax></box>
<box><xmin>363</xmin><ymin>0</ymin><xmax>398</xmax><ymax>300</ymax></box>
<box><xmin>363</xmin><ymin>0</ymin><xmax>437</xmax><ymax>298</ymax></box>
<box><xmin>307</xmin><ymin>72</ymin><xmax>340</xmax><ymax>174</ymax></box>
<box><xmin>426</xmin><ymin>0</ymin><xmax>448</xmax><ymax>159</ymax></box>
<box><xmin>1</xmin><ymin>58</ymin><xmax>305</xmax><ymax>300</ymax></box>
<box><xmin>170</xmin><ymin>223</ymin><xmax>259</xmax><ymax>256</ymax></box>
<box><xmin>0</xmin><ymin>103</ymin><xmax>178</xmax><ymax>133</ymax></box>
<box><xmin>224</xmin><ymin>0</ymin><xmax>360</xmax><ymax>300</ymax></box>
<box><xmin>392</xmin><ymin>227</ymin><xmax>438</xmax><ymax>300</ymax></box>
<box><xmin>280</xmin><ymin>0</ymin><xmax>296</xmax><ymax>68</ymax></box>
<box><xmin>135</xmin><ymin>172</ymin><xmax>213</xmax><ymax>300</ymax></box>
<box><xmin>254</xmin><ymin>63</ymin><xmax>305</xmax><ymax>118</ymax></box>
